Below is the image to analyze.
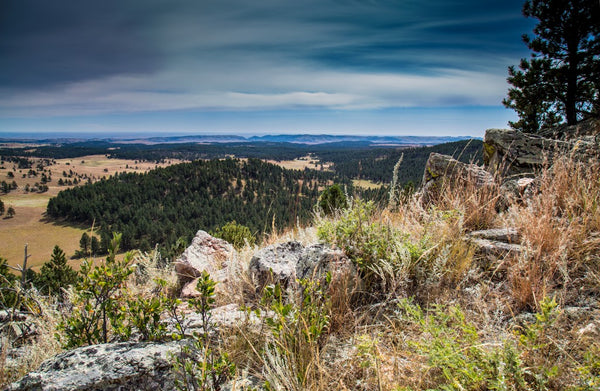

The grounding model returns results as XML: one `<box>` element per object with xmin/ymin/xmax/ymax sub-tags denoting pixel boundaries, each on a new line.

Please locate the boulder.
<box><xmin>483</xmin><ymin>127</ymin><xmax>600</xmax><ymax>177</ymax></box>
<box><xmin>498</xmin><ymin>177</ymin><xmax>537</xmax><ymax>207</ymax></box>
<box><xmin>467</xmin><ymin>228</ymin><xmax>522</xmax><ymax>271</ymax></box>
<box><xmin>248</xmin><ymin>241</ymin><xmax>354</xmax><ymax>291</ymax></box>
<box><xmin>420</xmin><ymin>153</ymin><xmax>495</xmax><ymax>204</ymax></box>
<box><xmin>173</xmin><ymin>230</ymin><xmax>237</xmax><ymax>298</ymax></box>
<box><xmin>8</xmin><ymin>341</ymin><xmax>183</xmax><ymax>391</ymax></box>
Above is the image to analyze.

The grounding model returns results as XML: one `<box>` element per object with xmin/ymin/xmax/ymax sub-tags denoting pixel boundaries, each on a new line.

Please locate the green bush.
<box><xmin>59</xmin><ymin>233</ymin><xmax>134</xmax><ymax>348</ymax></box>
<box><xmin>256</xmin><ymin>277</ymin><xmax>330</xmax><ymax>389</ymax></box>
<box><xmin>317</xmin><ymin>200</ymin><xmax>424</xmax><ymax>295</ymax></box>
<box><xmin>0</xmin><ymin>257</ymin><xmax>17</xmax><ymax>309</ymax></box>
<box><xmin>211</xmin><ymin>221</ymin><xmax>255</xmax><ymax>249</ymax></box>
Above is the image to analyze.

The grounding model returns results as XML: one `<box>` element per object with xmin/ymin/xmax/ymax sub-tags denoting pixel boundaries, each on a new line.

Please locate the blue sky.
<box><xmin>0</xmin><ymin>0</ymin><xmax>534</xmax><ymax>137</ymax></box>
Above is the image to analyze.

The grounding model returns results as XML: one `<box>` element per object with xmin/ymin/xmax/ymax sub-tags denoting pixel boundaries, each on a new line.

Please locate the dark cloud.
<box><xmin>0</xmin><ymin>0</ymin><xmax>162</xmax><ymax>88</ymax></box>
<box><xmin>0</xmin><ymin>0</ymin><xmax>534</xmax><ymax>124</ymax></box>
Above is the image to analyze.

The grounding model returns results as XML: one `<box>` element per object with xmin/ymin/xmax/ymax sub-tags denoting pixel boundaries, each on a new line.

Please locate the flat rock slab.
<box><xmin>483</xmin><ymin>128</ymin><xmax>600</xmax><ymax>177</ymax></box>
<box><xmin>468</xmin><ymin>228</ymin><xmax>520</xmax><ymax>243</ymax></box>
<box><xmin>9</xmin><ymin>341</ymin><xmax>183</xmax><ymax>391</ymax></box>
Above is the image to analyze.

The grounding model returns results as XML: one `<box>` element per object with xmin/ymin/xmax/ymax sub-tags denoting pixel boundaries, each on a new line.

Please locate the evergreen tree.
<box><xmin>0</xmin><ymin>199</ymin><xmax>4</xmax><ymax>216</ymax></box>
<box><xmin>504</xmin><ymin>0</ymin><xmax>600</xmax><ymax>133</ymax></box>
<box><xmin>318</xmin><ymin>184</ymin><xmax>348</xmax><ymax>216</ymax></box>
<box><xmin>0</xmin><ymin>257</ymin><xmax>17</xmax><ymax>308</ymax></box>
<box><xmin>36</xmin><ymin>245</ymin><xmax>78</xmax><ymax>296</ymax></box>
<box><xmin>6</xmin><ymin>206</ymin><xmax>15</xmax><ymax>218</ymax></box>
<box><xmin>79</xmin><ymin>232</ymin><xmax>91</xmax><ymax>253</ymax></box>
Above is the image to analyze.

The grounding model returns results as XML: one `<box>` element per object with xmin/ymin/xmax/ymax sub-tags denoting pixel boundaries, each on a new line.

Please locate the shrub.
<box><xmin>59</xmin><ymin>233</ymin><xmax>134</xmax><ymax>348</ymax></box>
<box><xmin>211</xmin><ymin>221</ymin><xmax>255</xmax><ymax>250</ymax></box>
<box><xmin>35</xmin><ymin>245</ymin><xmax>78</xmax><ymax>297</ymax></box>
<box><xmin>257</xmin><ymin>277</ymin><xmax>331</xmax><ymax>390</ymax></box>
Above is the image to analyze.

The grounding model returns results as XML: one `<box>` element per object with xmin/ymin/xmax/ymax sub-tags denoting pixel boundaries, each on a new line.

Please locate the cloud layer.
<box><xmin>0</xmin><ymin>0</ymin><xmax>532</xmax><ymax>134</ymax></box>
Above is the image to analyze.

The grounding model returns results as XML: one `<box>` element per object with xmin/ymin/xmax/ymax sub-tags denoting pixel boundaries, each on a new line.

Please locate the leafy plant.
<box><xmin>257</xmin><ymin>277</ymin><xmax>330</xmax><ymax>389</ymax></box>
<box><xmin>172</xmin><ymin>271</ymin><xmax>235</xmax><ymax>391</ymax></box>
<box><xmin>59</xmin><ymin>233</ymin><xmax>134</xmax><ymax>348</ymax></box>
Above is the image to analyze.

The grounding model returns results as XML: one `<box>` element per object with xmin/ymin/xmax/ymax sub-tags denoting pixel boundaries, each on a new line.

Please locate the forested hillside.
<box><xmin>317</xmin><ymin>139</ymin><xmax>483</xmax><ymax>184</ymax></box>
<box><xmin>46</xmin><ymin>158</ymin><xmax>339</xmax><ymax>254</ymax></box>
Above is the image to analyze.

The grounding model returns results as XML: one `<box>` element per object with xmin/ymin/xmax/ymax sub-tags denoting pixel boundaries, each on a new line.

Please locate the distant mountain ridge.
<box><xmin>119</xmin><ymin>134</ymin><xmax>477</xmax><ymax>145</ymax></box>
<box><xmin>0</xmin><ymin>133</ymin><xmax>477</xmax><ymax>146</ymax></box>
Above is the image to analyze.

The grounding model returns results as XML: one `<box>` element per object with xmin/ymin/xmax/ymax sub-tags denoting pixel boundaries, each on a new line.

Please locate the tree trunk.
<box><xmin>566</xmin><ymin>33</ymin><xmax>579</xmax><ymax>125</ymax></box>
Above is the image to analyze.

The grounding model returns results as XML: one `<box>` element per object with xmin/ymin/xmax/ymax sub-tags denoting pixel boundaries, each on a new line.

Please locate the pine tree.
<box><xmin>504</xmin><ymin>0</ymin><xmax>600</xmax><ymax>133</ymax></box>
<box><xmin>36</xmin><ymin>245</ymin><xmax>78</xmax><ymax>296</ymax></box>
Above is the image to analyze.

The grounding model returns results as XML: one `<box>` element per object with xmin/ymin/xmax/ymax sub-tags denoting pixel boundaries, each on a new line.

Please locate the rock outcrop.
<box><xmin>420</xmin><ymin>152</ymin><xmax>495</xmax><ymax>204</ymax></box>
<box><xmin>174</xmin><ymin>230</ymin><xmax>237</xmax><ymax>298</ymax></box>
<box><xmin>248</xmin><ymin>241</ymin><xmax>354</xmax><ymax>291</ymax></box>
<box><xmin>8</xmin><ymin>341</ymin><xmax>183</xmax><ymax>391</ymax></box>
<box><xmin>483</xmin><ymin>125</ymin><xmax>600</xmax><ymax>177</ymax></box>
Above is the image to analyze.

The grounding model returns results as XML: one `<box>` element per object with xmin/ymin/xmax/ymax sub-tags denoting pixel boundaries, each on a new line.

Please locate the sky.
<box><xmin>0</xmin><ymin>0</ymin><xmax>535</xmax><ymax>137</ymax></box>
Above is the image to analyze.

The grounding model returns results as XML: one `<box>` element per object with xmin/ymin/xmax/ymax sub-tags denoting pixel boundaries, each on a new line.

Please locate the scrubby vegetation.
<box><xmin>1</xmin><ymin>151</ymin><xmax>598</xmax><ymax>390</ymax></box>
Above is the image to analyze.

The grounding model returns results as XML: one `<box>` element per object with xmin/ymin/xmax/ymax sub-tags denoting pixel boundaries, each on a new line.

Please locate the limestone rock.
<box><xmin>420</xmin><ymin>153</ymin><xmax>494</xmax><ymax>204</ymax></box>
<box><xmin>173</xmin><ymin>230</ymin><xmax>237</xmax><ymax>298</ymax></box>
<box><xmin>248</xmin><ymin>241</ymin><xmax>354</xmax><ymax>291</ymax></box>
<box><xmin>483</xmin><ymin>128</ymin><xmax>600</xmax><ymax>177</ymax></box>
<box><xmin>8</xmin><ymin>341</ymin><xmax>182</xmax><ymax>391</ymax></box>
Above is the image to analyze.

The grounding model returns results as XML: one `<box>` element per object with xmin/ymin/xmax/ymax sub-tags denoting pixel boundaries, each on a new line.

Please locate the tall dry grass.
<box><xmin>504</xmin><ymin>156</ymin><xmax>600</xmax><ymax>310</ymax></box>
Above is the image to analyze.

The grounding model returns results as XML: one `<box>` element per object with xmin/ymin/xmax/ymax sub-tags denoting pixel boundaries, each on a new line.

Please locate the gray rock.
<box><xmin>173</xmin><ymin>230</ymin><xmax>237</xmax><ymax>298</ymax></box>
<box><xmin>538</xmin><ymin>117</ymin><xmax>600</xmax><ymax>141</ymax></box>
<box><xmin>8</xmin><ymin>341</ymin><xmax>183</xmax><ymax>391</ymax></box>
<box><xmin>483</xmin><ymin>128</ymin><xmax>600</xmax><ymax>177</ymax></box>
<box><xmin>420</xmin><ymin>153</ymin><xmax>494</xmax><ymax>204</ymax></box>
<box><xmin>248</xmin><ymin>241</ymin><xmax>354</xmax><ymax>291</ymax></box>
<box><xmin>469</xmin><ymin>228</ymin><xmax>520</xmax><ymax>243</ymax></box>
<box><xmin>467</xmin><ymin>228</ymin><xmax>522</xmax><ymax>271</ymax></box>
<box><xmin>498</xmin><ymin>177</ymin><xmax>537</xmax><ymax>208</ymax></box>
<box><xmin>171</xmin><ymin>304</ymin><xmax>261</xmax><ymax>336</ymax></box>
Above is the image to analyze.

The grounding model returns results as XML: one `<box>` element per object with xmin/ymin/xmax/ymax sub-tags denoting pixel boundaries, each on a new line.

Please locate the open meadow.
<box><xmin>0</xmin><ymin>155</ymin><xmax>178</xmax><ymax>269</ymax></box>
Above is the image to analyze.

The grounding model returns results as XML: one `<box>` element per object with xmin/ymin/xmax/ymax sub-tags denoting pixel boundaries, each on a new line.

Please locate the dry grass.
<box><xmin>0</xmin><ymin>292</ymin><xmax>63</xmax><ymax>387</ymax></box>
<box><xmin>504</xmin><ymin>157</ymin><xmax>600</xmax><ymax>310</ymax></box>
